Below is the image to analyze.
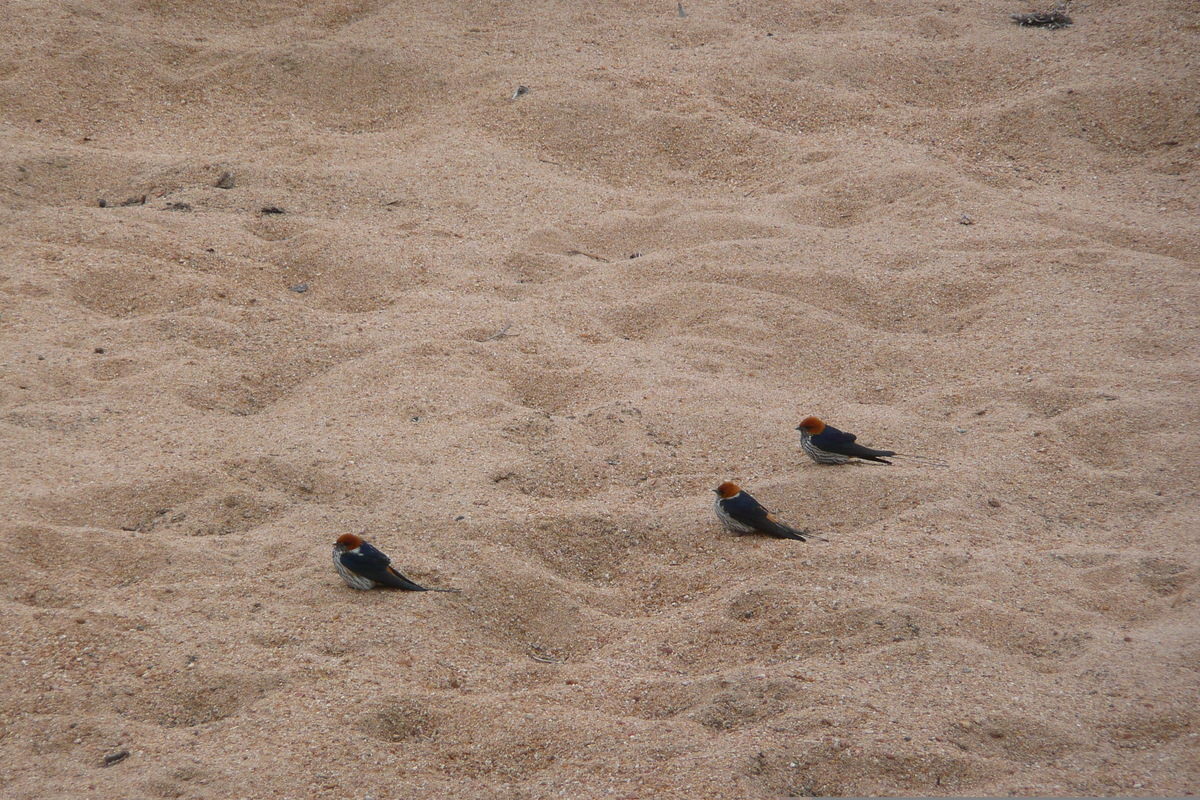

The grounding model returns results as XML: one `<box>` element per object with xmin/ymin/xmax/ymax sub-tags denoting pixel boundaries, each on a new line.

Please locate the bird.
<box><xmin>332</xmin><ymin>533</ymin><xmax>458</xmax><ymax>592</ymax></box>
<box><xmin>713</xmin><ymin>481</ymin><xmax>810</xmax><ymax>541</ymax></box>
<box><xmin>796</xmin><ymin>415</ymin><xmax>897</xmax><ymax>465</ymax></box>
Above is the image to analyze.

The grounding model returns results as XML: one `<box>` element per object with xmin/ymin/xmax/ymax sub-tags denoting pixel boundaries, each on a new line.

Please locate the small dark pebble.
<box><xmin>102</xmin><ymin>750</ymin><xmax>130</xmax><ymax>767</ymax></box>
<box><xmin>94</xmin><ymin>347</ymin><xmax>106</xmax><ymax>354</ymax></box>
<box><xmin>512</xmin><ymin>85</ymin><xmax>530</xmax><ymax>99</ymax></box>
<box><xmin>260</xmin><ymin>206</ymin><xmax>285</xmax><ymax>215</ymax></box>
<box><xmin>987</xmin><ymin>498</ymin><xmax>1002</xmax><ymax>508</ymax></box>
<box><xmin>214</xmin><ymin>171</ymin><xmax>235</xmax><ymax>189</ymax></box>
<box><xmin>289</xmin><ymin>283</ymin><xmax>309</xmax><ymax>293</ymax></box>
<box><xmin>1011</xmin><ymin>11</ymin><xmax>1072</xmax><ymax>28</ymax></box>
<box><xmin>98</xmin><ymin>198</ymin><xmax>108</xmax><ymax>208</ymax></box>
<box><xmin>455</xmin><ymin>515</ymin><xmax>465</xmax><ymax>521</ymax></box>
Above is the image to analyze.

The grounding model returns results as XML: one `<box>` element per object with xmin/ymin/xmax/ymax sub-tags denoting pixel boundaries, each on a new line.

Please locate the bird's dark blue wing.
<box><xmin>815</xmin><ymin>425</ymin><xmax>857</xmax><ymax>446</ymax></box>
<box><xmin>728</xmin><ymin>493</ymin><xmax>808</xmax><ymax>540</ymax></box>
<box><xmin>728</xmin><ymin>492</ymin><xmax>773</xmax><ymax>527</ymax></box>
<box><xmin>338</xmin><ymin>543</ymin><xmax>426</xmax><ymax>590</ymax></box>
<box><xmin>339</xmin><ymin>548</ymin><xmax>385</xmax><ymax>579</ymax></box>
<box><xmin>355</xmin><ymin>542</ymin><xmax>432</xmax><ymax>592</ymax></box>
<box><xmin>814</xmin><ymin>425</ymin><xmax>895</xmax><ymax>459</ymax></box>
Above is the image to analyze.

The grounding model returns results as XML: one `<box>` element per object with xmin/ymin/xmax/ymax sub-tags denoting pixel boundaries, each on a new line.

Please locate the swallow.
<box><xmin>713</xmin><ymin>481</ymin><xmax>810</xmax><ymax>541</ymax></box>
<box><xmin>796</xmin><ymin>415</ymin><xmax>897</xmax><ymax>465</ymax></box>
<box><xmin>332</xmin><ymin>533</ymin><xmax>458</xmax><ymax>592</ymax></box>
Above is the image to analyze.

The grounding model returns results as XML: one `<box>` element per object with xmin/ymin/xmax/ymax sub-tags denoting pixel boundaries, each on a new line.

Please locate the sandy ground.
<box><xmin>1</xmin><ymin>0</ymin><xmax>1198</xmax><ymax>797</ymax></box>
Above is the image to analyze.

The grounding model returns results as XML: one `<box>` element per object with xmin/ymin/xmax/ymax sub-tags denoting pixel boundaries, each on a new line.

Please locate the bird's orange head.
<box><xmin>714</xmin><ymin>481</ymin><xmax>742</xmax><ymax>499</ymax></box>
<box><xmin>797</xmin><ymin>416</ymin><xmax>825</xmax><ymax>435</ymax></box>
<box><xmin>335</xmin><ymin>533</ymin><xmax>363</xmax><ymax>549</ymax></box>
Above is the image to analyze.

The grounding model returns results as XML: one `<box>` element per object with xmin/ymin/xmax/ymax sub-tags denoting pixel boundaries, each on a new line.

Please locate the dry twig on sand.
<box><xmin>480</xmin><ymin>323</ymin><xmax>516</xmax><ymax>342</ymax></box>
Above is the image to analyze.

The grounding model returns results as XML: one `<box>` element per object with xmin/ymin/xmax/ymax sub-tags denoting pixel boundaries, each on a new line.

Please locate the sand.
<box><xmin>1</xmin><ymin>0</ymin><xmax>1197</xmax><ymax>797</ymax></box>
